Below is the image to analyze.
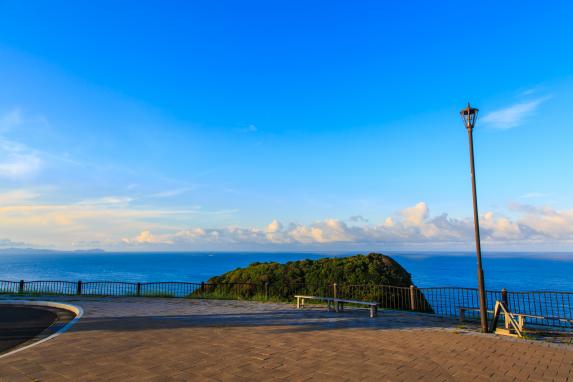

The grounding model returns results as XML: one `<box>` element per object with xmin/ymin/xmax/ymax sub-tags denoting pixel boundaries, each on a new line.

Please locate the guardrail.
<box><xmin>1</xmin><ymin>280</ymin><xmax>571</xmax><ymax>331</ymax></box>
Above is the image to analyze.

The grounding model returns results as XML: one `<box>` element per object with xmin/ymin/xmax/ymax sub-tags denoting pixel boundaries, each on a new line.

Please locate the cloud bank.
<box><xmin>2</xmin><ymin>188</ymin><xmax>573</xmax><ymax>251</ymax></box>
<box><xmin>120</xmin><ymin>202</ymin><xmax>573</xmax><ymax>251</ymax></box>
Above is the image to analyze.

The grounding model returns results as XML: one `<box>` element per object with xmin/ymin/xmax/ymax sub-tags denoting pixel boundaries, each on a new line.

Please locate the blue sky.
<box><xmin>0</xmin><ymin>1</ymin><xmax>573</xmax><ymax>251</ymax></box>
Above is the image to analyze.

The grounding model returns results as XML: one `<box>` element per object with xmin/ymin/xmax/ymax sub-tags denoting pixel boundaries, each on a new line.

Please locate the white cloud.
<box><xmin>76</xmin><ymin>196</ymin><xmax>135</xmax><ymax>206</ymax></box>
<box><xmin>0</xmin><ymin>139</ymin><xmax>42</xmax><ymax>179</ymax></box>
<box><xmin>519</xmin><ymin>88</ymin><xmax>536</xmax><ymax>96</ymax></box>
<box><xmin>287</xmin><ymin>219</ymin><xmax>356</xmax><ymax>244</ymax></box>
<box><xmin>266</xmin><ymin>219</ymin><xmax>282</xmax><ymax>233</ymax></box>
<box><xmin>481</xmin><ymin>211</ymin><xmax>522</xmax><ymax>240</ymax></box>
<box><xmin>265</xmin><ymin>219</ymin><xmax>287</xmax><ymax>243</ymax></box>
<box><xmin>400</xmin><ymin>202</ymin><xmax>429</xmax><ymax>227</ymax></box>
<box><xmin>0</xmin><ymin>186</ymin><xmax>243</xmax><ymax>249</ymax></box>
<box><xmin>0</xmin><ymin>108</ymin><xmax>23</xmax><ymax>131</ymax></box>
<box><xmin>148</xmin><ymin>187</ymin><xmax>197</xmax><ymax>199</ymax></box>
<box><xmin>0</xmin><ymin>189</ymin><xmax>39</xmax><ymax>205</ymax></box>
<box><xmin>0</xmin><ymin>202</ymin><xmax>196</xmax><ymax>226</ymax></box>
<box><xmin>125</xmin><ymin>230</ymin><xmax>173</xmax><ymax>244</ymax></box>
<box><xmin>519</xmin><ymin>192</ymin><xmax>547</xmax><ymax>199</ymax></box>
<box><xmin>348</xmin><ymin>215</ymin><xmax>369</xmax><ymax>223</ymax></box>
<box><xmin>175</xmin><ymin>228</ymin><xmax>207</xmax><ymax>239</ymax></box>
<box><xmin>510</xmin><ymin>204</ymin><xmax>573</xmax><ymax>239</ymax></box>
<box><xmin>0</xmin><ymin>238</ymin><xmax>31</xmax><ymax>248</ymax></box>
<box><xmin>238</xmin><ymin>124</ymin><xmax>258</xmax><ymax>133</ymax></box>
<box><xmin>481</xmin><ymin>97</ymin><xmax>548</xmax><ymax>129</ymax></box>
<box><xmin>0</xmin><ymin>108</ymin><xmax>53</xmax><ymax>179</ymax></box>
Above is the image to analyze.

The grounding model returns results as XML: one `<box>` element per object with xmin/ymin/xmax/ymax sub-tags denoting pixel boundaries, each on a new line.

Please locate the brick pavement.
<box><xmin>0</xmin><ymin>297</ymin><xmax>571</xmax><ymax>381</ymax></box>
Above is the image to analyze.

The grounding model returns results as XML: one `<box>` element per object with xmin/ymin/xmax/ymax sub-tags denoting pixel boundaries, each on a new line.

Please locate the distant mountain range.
<box><xmin>0</xmin><ymin>247</ymin><xmax>106</xmax><ymax>255</ymax></box>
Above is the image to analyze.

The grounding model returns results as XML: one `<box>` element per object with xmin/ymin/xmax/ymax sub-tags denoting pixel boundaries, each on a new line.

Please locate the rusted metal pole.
<box><xmin>467</xmin><ymin>127</ymin><xmax>488</xmax><ymax>333</ymax></box>
<box><xmin>501</xmin><ymin>288</ymin><xmax>508</xmax><ymax>306</ymax></box>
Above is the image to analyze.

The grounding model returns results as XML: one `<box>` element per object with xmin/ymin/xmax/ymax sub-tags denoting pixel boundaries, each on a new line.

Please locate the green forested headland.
<box><xmin>206</xmin><ymin>253</ymin><xmax>413</xmax><ymax>287</ymax></box>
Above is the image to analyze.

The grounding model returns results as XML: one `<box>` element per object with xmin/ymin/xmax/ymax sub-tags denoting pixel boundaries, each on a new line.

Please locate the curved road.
<box><xmin>0</xmin><ymin>306</ymin><xmax>57</xmax><ymax>353</ymax></box>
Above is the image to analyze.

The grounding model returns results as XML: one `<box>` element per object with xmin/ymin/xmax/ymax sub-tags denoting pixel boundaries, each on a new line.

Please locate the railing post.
<box><xmin>137</xmin><ymin>282</ymin><xmax>141</xmax><ymax>296</ymax></box>
<box><xmin>19</xmin><ymin>279</ymin><xmax>24</xmax><ymax>294</ymax></box>
<box><xmin>333</xmin><ymin>283</ymin><xmax>337</xmax><ymax>299</ymax></box>
<box><xmin>409</xmin><ymin>285</ymin><xmax>417</xmax><ymax>311</ymax></box>
<box><xmin>77</xmin><ymin>280</ymin><xmax>82</xmax><ymax>295</ymax></box>
<box><xmin>201</xmin><ymin>282</ymin><xmax>205</xmax><ymax>297</ymax></box>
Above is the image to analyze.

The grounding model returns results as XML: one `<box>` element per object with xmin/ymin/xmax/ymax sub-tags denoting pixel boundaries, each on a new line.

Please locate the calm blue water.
<box><xmin>0</xmin><ymin>251</ymin><xmax>571</xmax><ymax>292</ymax></box>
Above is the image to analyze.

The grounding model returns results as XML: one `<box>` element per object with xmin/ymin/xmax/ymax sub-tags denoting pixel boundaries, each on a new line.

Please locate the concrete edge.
<box><xmin>0</xmin><ymin>300</ymin><xmax>83</xmax><ymax>360</ymax></box>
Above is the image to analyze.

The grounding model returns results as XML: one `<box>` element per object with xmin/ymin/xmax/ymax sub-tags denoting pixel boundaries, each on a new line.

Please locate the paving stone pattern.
<box><xmin>0</xmin><ymin>297</ymin><xmax>571</xmax><ymax>381</ymax></box>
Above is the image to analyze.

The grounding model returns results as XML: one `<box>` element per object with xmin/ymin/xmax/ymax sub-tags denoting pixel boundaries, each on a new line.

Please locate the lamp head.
<box><xmin>460</xmin><ymin>102</ymin><xmax>479</xmax><ymax>129</ymax></box>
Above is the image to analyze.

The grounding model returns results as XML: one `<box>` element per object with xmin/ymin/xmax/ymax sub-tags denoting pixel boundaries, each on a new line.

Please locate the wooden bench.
<box><xmin>493</xmin><ymin>310</ymin><xmax>572</xmax><ymax>334</ymax></box>
<box><xmin>462</xmin><ymin>302</ymin><xmax>573</xmax><ymax>338</ymax></box>
<box><xmin>294</xmin><ymin>295</ymin><xmax>378</xmax><ymax>318</ymax></box>
<box><xmin>334</xmin><ymin>298</ymin><xmax>378</xmax><ymax>318</ymax></box>
<box><xmin>461</xmin><ymin>306</ymin><xmax>573</xmax><ymax>334</ymax></box>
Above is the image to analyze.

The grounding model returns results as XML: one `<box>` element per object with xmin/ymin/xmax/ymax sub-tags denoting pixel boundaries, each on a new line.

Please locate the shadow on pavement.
<box><xmin>68</xmin><ymin>308</ymin><xmax>464</xmax><ymax>334</ymax></box>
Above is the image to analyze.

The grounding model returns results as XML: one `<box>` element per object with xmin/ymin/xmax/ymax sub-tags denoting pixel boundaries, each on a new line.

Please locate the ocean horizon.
<box><xmin>0</xmin><ymin>251</ymin><xmax>571</xmax><ymax>292</ymax></box>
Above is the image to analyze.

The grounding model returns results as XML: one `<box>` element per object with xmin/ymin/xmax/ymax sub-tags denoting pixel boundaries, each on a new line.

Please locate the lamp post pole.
<box><xmin>460</xmin><ymin>103</ymin><xmax>488</xmax><ymax>333</ymax></box>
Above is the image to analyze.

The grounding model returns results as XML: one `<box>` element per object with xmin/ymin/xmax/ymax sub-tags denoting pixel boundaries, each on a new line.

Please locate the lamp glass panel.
<box><xmin>461</xmin><ymin>111</ymin><xmax>469</xmax><ymax>127</ymax></box>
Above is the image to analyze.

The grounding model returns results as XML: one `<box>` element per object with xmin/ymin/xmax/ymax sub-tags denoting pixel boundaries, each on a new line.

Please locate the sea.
<box><xmin>0</xmin><ymin>251</ymin><xmax>572</xmax><ymax>292</ymax></box>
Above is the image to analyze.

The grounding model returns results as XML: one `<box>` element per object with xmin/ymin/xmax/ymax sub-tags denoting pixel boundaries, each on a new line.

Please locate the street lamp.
<box><xmin>460</xmin><ymin>103</ymin><xmax>488</xmax><ymax>333</ymax></box>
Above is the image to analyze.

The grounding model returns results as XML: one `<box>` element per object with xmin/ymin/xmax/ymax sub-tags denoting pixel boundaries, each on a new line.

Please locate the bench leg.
<box><xmin>327</xmin><ymin>300</ymin><xmax>332</xmax><ymax>311</ymax></box>
<box><xmin>296</xmin><ymin>297</ymin><xmax>300</xmax><ymax>309</ymax></box>
<box><xmin>339</xmin><ymin>302</ymin><xmax>344</xmax><ymax>312</ymax></box>
<box><xmin>518</xmin><ymin>315</ymin><xmax>525</xmax><ymax>331</ymax></box>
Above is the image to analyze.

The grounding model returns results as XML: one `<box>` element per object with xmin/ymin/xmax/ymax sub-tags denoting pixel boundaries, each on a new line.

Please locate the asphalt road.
<box><xmin>0</xmin><ymin>305</ymin><xmax>58</xmax><ymax>353</ymax></box>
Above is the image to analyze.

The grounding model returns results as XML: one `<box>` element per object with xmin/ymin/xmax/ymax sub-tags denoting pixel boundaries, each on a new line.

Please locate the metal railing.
<box><xmin>1</xmin><ymin>279</ymin><xmax>571</xmax><ymax>331</ymax></box>
<box><xmin>2</xmin><ymin>280</ymin><xmax>260</xmax><ymax>298</ymax></box>
<box><xmin>504</xmin><ymin>290</ymin><xmax>573</xmax><ymax>329</ymax></box>
<box><xmin>419</xmin><ymin>286</ymin><xmax>573</xmax><ymax>330</ymax></box>
<box><xmin>419</xmin><ymin>287</ymin><xmax>500</xmax><ymax>317</ymax></box>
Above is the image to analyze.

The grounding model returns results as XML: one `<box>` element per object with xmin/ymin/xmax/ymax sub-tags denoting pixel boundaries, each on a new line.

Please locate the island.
<box><xmin>198</xmin><ymin>253</ymin><xmax>433</xmax><ymax>313</ymax></box>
